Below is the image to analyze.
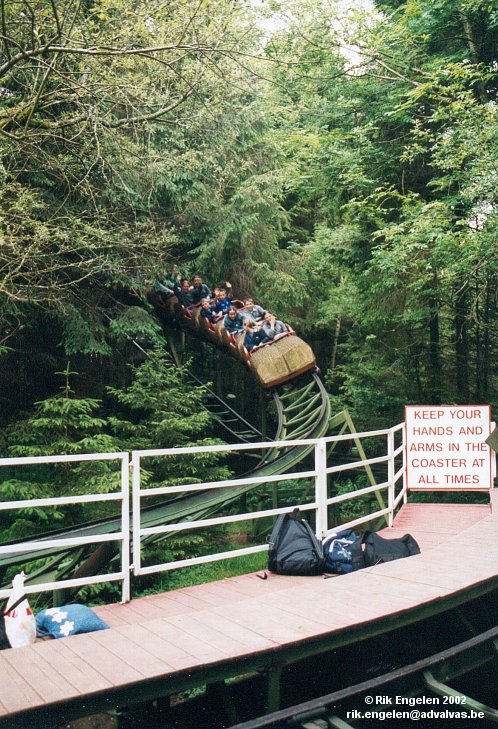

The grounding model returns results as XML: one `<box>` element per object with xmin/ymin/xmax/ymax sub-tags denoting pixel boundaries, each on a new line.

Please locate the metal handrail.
<box><xmin>0</xmin><ymin>421</ymin><xmax>416</xmax><ymax>598</ymax></box>
<box><xmin>0</xmin><ymin>452</ymin><xmax>130</xmax><ymax>602</ymax></box>
<box><xmin>131</xmin><ymin>425</ymin><xmax>406</xmax><ymax>578</ymax></box>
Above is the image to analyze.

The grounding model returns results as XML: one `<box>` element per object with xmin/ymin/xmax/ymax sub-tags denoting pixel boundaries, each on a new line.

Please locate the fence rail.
<box><xmin>131</xmin><ymin>425</ymin><xmax>407</xmax><ymax>581</ymax></box>
<box><xmin>0</xmin><ymin>452</ymin><xmax>130</xmax><ymax>602</ymax></box>
<box><xmin>0</xmin><ymin>420</ymin><xmax>461</xmax><ymax>602</ymax></box>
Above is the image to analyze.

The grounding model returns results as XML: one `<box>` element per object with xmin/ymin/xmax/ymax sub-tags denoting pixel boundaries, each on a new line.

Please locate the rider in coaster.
<box><xmin>262</xmin><ymin>312</ymin><xmax>286</xmax><ymax>339</ymax></box>
<box><xmin>214</xmin><ymin>285</ymin><xmax>233</xmax><ymax>315</ymax></box>
<box><xmin>190</xmin><ymin>275</ymin><xmax>212</xmax><ymax>305</ymax></box>
<box><xmin>173</xmin><ymin>278</ymin><xmax>195</xmax><ymax>309</ymax></box>
<box><xmin>243</xmin><ymin>298</ymin><xmax>266</xmax><ymax>322</ymax></box>
<box><xmin>243</xmin><ymin>319</ymin><xmax>269</xmax><ymax>352</ymax></box>
<box><xmin>200</xmin><ymin>297</ymin><xmax>217</xmax><ymax>324</ymax></box>
<box><xmin>153</xmin><ymin>264</ymin><xmax>180</xmax><ymax>296</ymax></box>
<box><xmin>223</xmin><ymin>306</ymin><xmax>245</xmax><ymax>334</ymax></box>
<box><xmin>210</xmin><ymin>288</ymin><xmax>222</xmax><ymax>319</ymax></box>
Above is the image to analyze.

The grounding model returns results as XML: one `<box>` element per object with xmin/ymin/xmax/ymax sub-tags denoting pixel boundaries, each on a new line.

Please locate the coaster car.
<box><xmin>152</xmin><ymin>293</ymin><xmax>316</xmax><ymax>388</ymax></box>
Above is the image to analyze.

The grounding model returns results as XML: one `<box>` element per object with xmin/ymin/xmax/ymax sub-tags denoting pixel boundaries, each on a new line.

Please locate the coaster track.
<box><xmin>0</xmin><ymin>306</ymin><xmax>331</xmax><ymax>592</ymax></box>
<box><xmin>228</xmin><ymin>625</ymin><xmax>498</xmax><ymax>729</ymax></box>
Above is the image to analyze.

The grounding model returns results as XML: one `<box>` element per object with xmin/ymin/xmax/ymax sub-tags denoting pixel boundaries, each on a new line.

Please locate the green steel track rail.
<box><xmin>105</xmin><ymin>311</ymin><xmax>266</xmax><ymax>446</ymax></box>
<box><xmin>186</xmin><ymin>369</ymin><xmax>265</xmax><ymax>446</ymax></box>
<box><xmin>0</xmin><ymin>363</ymin><xmax>331</xmax><ymax>588</ymax></box>
<box><xmin>227</xmin><ymin>625</ymin><xmax>498</xmax><ymax>729</ymax></box>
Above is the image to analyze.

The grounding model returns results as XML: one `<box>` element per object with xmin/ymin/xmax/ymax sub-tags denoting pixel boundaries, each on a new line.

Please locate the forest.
<box><xmin>0</xmin><ymin>0</ymin><xmax>497</xmax><ymax>579</ymax></box>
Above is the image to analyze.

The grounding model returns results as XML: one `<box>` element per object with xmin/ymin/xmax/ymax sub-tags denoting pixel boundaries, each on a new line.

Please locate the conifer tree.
<box><xmin>107</xmin><ymin>347</ymin><xmax>230</xmax><ymax>486</ymax></box>
<box><xmin>1</xmin><ymin>363</ymin><xmax>118</xmax><ymax>540</ymax></box>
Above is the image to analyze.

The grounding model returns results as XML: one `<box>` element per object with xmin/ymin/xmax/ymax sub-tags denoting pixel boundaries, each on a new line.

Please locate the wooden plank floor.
<box><xmin>378</xmin><ymin>502</ymin><xmax>492</xmax><ymax>549</ymax></box>
<box><xmin>0</xmin><ymin>501</ymin><xmax>497</xmax><ymax>727</ymax></box>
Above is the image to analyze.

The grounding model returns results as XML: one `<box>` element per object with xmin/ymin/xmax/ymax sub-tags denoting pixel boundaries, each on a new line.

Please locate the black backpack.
<box><xmin>362</xmin><ymin>531</ymin><xmax>420</xmax><ymax>567</ymax></box>
<box><xmin>268</xmin><ymin>509</ymin><xmax>325</xmax><ymax>576</ymax></box>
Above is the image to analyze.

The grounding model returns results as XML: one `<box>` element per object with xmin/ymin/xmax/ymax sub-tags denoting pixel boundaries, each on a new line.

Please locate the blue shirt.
<box><xmin>244</xmin><ymin>330</ymin><xmax>269</xmax><ymax>352</ymax></box>
<box><xmin>215</xmin><ymin>297</ymin><xmax>232</xmax><ymax>315</ymax></box>
<box><xmin>201</xmin><ymin>306</ymin><xmax>217</xmax><ymax>324</ymax></box>
<box><xmin>223</xmin><ymin>312</ymin><xmax>244</xmax><ymax>333</ymax></box>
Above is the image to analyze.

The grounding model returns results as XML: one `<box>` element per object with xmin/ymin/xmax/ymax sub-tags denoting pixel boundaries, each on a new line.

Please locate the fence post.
<box><xmin>402</xmin><ymin>423</ymin><xmax>408</xmax><ymax>505</ymax></box>
<box><xmin>387</xmin><ymin>429</ymin><xmax>395</xmax><ymax>527</ymax></box>
<box><xmin>315</xmin><ymin>438</ymin><xmax>328</xmax><ymax>538</ymax></box>
<box><xmin>131</xmin><ymin>451</ymin><xmax>141</xmax><ymax>578</ymax></box>
<box><xmin>120</xmin><ymin>454</ymin><xmax>131</xmax><ymax>603</ymax></box>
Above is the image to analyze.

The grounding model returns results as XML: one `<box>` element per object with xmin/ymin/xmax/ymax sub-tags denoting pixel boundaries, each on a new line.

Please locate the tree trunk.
<box><xmin>330</xmin><ymin>317</ymin><xmax>341</xmax><ymax>371</ymax></box>
<box><xmin>460</xmin><ymin>11</ymin><xmax>479</xmax><ymax>60</ymax></box>
<box><xmin>428</xmin><ymin>292</ymin><xmax>442</xmax><ymax>405</ymax></box>
<box><xmin>454</xmin><ymin>282</ymin><xmax>469</xmax><ymax>402</ymax></box>
<box><xmin>481</xmin><ymin>274</ymin><xmax>491</xmax><ymax>400</ymax></box>
<box><xmin>459</xmin><ymin>10</ymin><xmax>488</xmax><ymax>101</ymax></box>
<box><xmin>474</xmin><ymin>279</ymin><xmax>481</xmax><ymax>400</ymax></box>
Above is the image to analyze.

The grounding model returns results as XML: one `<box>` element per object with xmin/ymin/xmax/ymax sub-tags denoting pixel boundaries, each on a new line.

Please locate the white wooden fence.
<box><xmin>0</xmin><ymin>424</ymin><xmax>408</xmax><ymax>601</ymax></box>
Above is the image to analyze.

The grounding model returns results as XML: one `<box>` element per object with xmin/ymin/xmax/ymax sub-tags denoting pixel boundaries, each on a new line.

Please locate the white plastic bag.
<box><xmin>4</xmin><ymin>572</ymin><xmax>36</xmax><ymax>648</ymax></box>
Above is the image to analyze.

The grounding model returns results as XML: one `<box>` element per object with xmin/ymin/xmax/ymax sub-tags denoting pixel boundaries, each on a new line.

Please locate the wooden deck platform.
<box><xmin>1</xmin><ymin>501</ymin><xmax>497</xmax><ymax>728</ymax></box>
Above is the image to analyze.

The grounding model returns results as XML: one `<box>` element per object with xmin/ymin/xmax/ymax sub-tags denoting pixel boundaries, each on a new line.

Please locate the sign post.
<box><xmin>405</xmin><ymin>406</ymin><xmax>493</xmax><ymax>491</ymax></box>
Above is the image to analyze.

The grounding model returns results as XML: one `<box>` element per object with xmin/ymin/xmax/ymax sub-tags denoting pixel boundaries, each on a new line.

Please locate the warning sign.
<box><xmin>405</xmin><ymin>405</ymin><xmax>492</xmax><ymax>490</ymax></box>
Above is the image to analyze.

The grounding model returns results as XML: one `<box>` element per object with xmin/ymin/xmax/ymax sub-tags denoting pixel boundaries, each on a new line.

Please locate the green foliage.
<box><xmin>259</xmin><ymin>0</ymin><xmax>497</xmax><ymax>421</ymax></box>
<box><xmin>60</xmin><ymin>307</ymin><xmax>112</xmax><ymax>357</ymax></box>
<box><xmin>109</xmin><ymin>350</ymin><xmax>213</xmax><ymax>446</ymax></box>
<box><xmin>0</xmin><ymin>0</ymin><xmax>275</xmax><ymax>354</ymax></box>
<box><xmin>7</xmin><ymin>365</ymin><xmax>112</xmax><ymax>458</ymax></box>
<box><xmin>332</xmin><ymin>477</ymin><xmax>378</xmax><ymax>526</ymax></box>
<box><xmin>107</xmin><ymin>348</ymin><xmax>231</xmax><ymax>498</ymax></box>
<box><xmin>107</xmin><ymin>307</ymin><xmax>164</xmax><ymax>347</ymax></box>
<box><xmin>0</xmin><ymin>368</ymin><xmax>118</xmax><ymax>539</ymax></box>
<box><xmin>139</xmin><ymin>551</ymin><xmax>268</xmax><ymax>595</ymax></box>
<box><xmin>1</xmin><ymin>0</ymin><xmax>496</xmax><ymax>422</ymax></box>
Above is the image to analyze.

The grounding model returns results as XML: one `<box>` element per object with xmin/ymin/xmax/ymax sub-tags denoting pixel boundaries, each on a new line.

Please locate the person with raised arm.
<box><xmin>153</xmin><ymin>263</ymin><xmax>180</xmax><ymax>297</ymax></box>
<box><xmin>172</xmin><ymin>277</ymin><xmax>195</xmax><ymax>309</ymax></box>
<box><xmin>213</xmin><ymin>283</ymin><xmax>233</xmax><ymax>316</ymax></box>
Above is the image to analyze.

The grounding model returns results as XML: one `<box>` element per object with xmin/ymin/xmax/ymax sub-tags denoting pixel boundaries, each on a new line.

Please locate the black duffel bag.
<box><xmin>362</xmin><ymin>531</ymin><xmax>420</xmax><ymax>567</ymax></box>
